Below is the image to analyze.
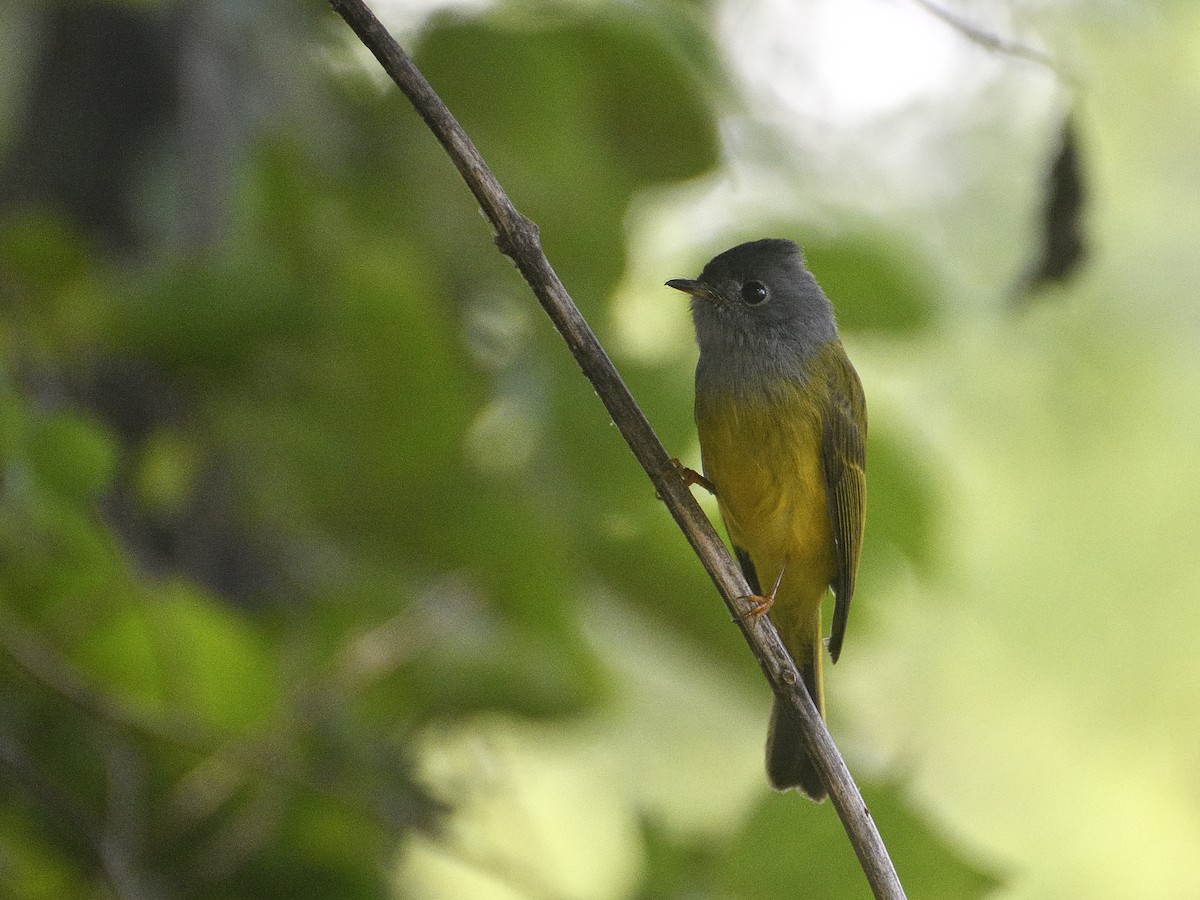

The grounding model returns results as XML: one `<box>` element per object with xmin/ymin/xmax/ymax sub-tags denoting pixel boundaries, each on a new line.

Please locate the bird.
<box><xmin>667</xmin><ymin>238</ymin><xmax>866</xmax><ymax>800</ymax></box>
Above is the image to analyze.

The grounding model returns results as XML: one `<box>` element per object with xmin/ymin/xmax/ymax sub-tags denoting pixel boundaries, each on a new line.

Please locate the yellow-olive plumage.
<box><xmin>668</xmin><ymin>239</ymin><xmax>866</xmax><ymax>801</ymax></box>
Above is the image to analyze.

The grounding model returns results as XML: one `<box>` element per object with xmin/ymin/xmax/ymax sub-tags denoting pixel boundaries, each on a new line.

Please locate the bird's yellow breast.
<box><xmin>695</xmin><ymin>381</ymin><xmax>835</xmax><ymax>632</ymax></box>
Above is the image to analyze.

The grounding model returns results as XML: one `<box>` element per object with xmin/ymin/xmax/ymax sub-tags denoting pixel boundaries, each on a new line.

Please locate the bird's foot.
<box><xmin>671</xmin><ymin>458</ymin><xmax>715</xmax><ymax>495</ymax></box>
<box><xmin>735</xmin><ymin>561</ymin><xmax>787</xmax><ymax>621</ymax></box>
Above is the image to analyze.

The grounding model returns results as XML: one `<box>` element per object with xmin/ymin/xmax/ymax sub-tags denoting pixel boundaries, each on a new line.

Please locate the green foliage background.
<box><xmin>1</xmin><ymin>0</ymin><xmax>1198</xmax><ymax>898</ymax></box>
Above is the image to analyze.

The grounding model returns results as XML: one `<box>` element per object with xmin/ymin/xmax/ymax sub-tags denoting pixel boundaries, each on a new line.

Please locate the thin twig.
<box><xmin>908</xmin><ymin>0</ymin><xmax>1063</xmax><ymax>75</ymax></box>
<box><xmin>328</xmin><ymin>2</ymin><xmax>905</xmax><ymax>897</ymax></box>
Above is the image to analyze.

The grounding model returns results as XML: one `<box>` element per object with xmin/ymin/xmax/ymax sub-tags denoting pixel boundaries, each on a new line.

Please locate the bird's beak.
<box><xmin>665</xmin><ymin>278</ymin><xmax>716</xmax><ymax>302</ymax></box>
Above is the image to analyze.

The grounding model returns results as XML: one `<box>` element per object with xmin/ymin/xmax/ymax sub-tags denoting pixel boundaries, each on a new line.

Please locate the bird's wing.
<box><xmin>820</xmin><ymin>346</ymin><xmax>867</xmax><ymax>663</ymax></box>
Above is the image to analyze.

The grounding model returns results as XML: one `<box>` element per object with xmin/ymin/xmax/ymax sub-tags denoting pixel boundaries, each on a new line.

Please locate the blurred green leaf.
<box><xmin>114</xmin><ymin>256</ymin><xmax>313</xmax><ymax>381</ymax></box>
<box><xmin>804</xmin><ymin>237</ymin><xmax>937</xmax><ymax>334</ymax></box>
<box><xmin>0</xmin><ymin>809</ymin><xmax>97</xmax><ymax>900</ymax></box>
<box><xmin>214</xmin><ymin>796</ymin><xmax>391</xmax><ymax>900</ymax></box>
<box><xmin>0</xmin><ymin>214</ymin><xmax>109</xmax><ymax>356</ymax></box>
<box><xmin>133</xmin><ymin>427</ymin><xmax>201</xmax><ymax>515</ymax></box>
<box><xmin>26</xmin><ymin>411</ymin><xmax>117</xmax><ymax>503</ymax></box>
<box><xmin>72</xmin><ymin>582</ymin><xmax>278</xmax><ymax>732</ymax></box>
<box><xmin>0</xmin><ymin>214</ymin><xmax>91</xmax><ymax>298</ymax></box>
<box><xmin>863</xmin><ymin>427</ymin><xmax>935</xmax><ymax>571</ymax></box>
<box><xmin>415</xmin><ymin>13</ymin><xmax>718</xmax><ymax>311</ymax></box>
<box><xmin>0</xmin><ymin>400</ymin><xmax>125</xmax><ymax>623</ymax></box>
<box><xmin>636</xmin><ymin>818</ymin><xmax>720</xmax><ymax>899</ymax></box>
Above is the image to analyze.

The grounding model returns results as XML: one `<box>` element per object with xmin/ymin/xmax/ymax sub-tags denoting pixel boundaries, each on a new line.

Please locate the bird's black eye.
<box><xmin>740</xmin><ymin>280</ymin><xmax>769</xmax><ymax>305</ymax></box>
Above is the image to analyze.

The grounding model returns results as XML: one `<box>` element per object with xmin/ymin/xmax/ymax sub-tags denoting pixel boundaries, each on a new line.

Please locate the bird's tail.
<box><xmin>765</xmin><ymin>614</ymin><xmax>826</xmax><ymax>800</ymax></box>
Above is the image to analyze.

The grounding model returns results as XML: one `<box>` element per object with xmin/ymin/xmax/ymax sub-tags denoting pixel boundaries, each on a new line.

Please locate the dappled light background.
<box><xmin>1</xmin><ymin>0</ymin><xmax>1197</xmax><ymax>898</ymax></box>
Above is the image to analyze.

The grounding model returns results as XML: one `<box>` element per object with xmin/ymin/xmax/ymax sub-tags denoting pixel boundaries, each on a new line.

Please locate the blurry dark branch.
<box><xmin>0</xmin><ymin>3</ymin><xmax>175</xmax><ymax>258</ymax></box>
<box><xmin>0</xmin><ymin>725</ymin><xmax>158</xmax><ymax>900</ymax></box>
<box><xmin>100</xmin><ymin>738</ymin><xmax>161</xmax><ymax>900</ymax></box>
<box><xmin>178</xmin><ymin>0</ymin><xmax>238</xmax><ymax>252</ymax></box>
<box><xmin>329</xmin><ymin>2</ymin><xmax>904</xmax><ymax>897</ymax></box>
<box><xmin>908</xmin><ymin>0</ymin><xmax>1063</xmax><ymax>75</ymax></box>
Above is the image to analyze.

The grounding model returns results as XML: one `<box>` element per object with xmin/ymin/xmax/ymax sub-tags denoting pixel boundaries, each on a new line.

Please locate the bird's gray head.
<box><xmin>667</xmin><ymin>239</ymin><xmax>838</xmax><ymax>361</ymax></box>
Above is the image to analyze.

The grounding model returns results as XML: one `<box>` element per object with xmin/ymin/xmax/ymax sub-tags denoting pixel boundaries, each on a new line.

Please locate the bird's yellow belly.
<box><xmin>697</xmin><ymin>389</ymin><xmax>835</xmax><ymax>632</ymax></box>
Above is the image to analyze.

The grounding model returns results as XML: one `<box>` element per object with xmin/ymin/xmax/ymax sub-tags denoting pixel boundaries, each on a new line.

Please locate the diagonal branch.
<box><xmin>329</xmin><ymin>2</ymin><xmax>905</xmax><ymax>897</ymax></box>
